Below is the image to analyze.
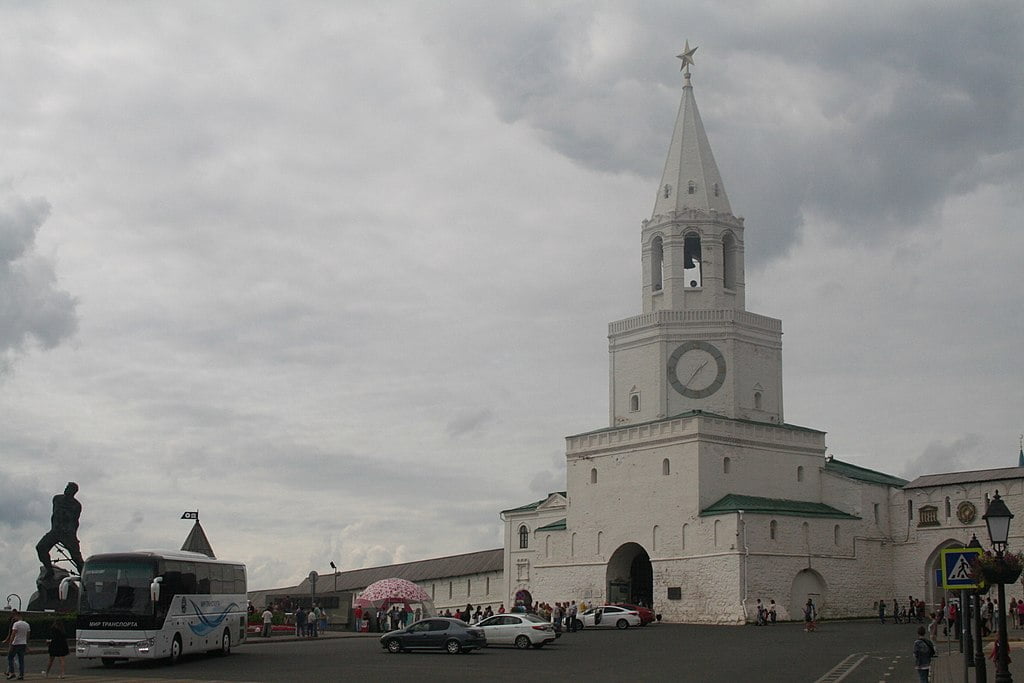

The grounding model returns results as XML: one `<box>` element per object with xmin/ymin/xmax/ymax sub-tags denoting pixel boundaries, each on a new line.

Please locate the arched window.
<box><xmin>630</xmin><ymin>393</ymin><xmax>640</xmax><ymax>412</ymax></box>
<box><xmin>722</xmin><ymin>231</ymin><xmax>738</xmax><ymax>290</ymax></box>
<box><xmin>833</xmin><ymin>524</ymin><xmax>840</xmax><ymax>545</ymax></box>
<box><xmin>681</xmin><ymin>523</ymin><xmax>687</xmax><ymax>551</ymax></box>
<box><xmin>467</xmin><ymin>578</ymin><xmax>471</xmax><ymax>594</ymax></box>
<box><xmin>714</xmin><ymin>519</ymin><xmax>720</xmax><ymax>547</ymax></box>
<box><xmin>518</xmin><ymin>525</ymin><xmax>529</xmax><ymax>549</ymax></box>
<box><xmin>723</xmin><ymin>457</ymin><xmax>731</xmax><ymax>474</ymax></box>
<box><xmin>769</xmin><ymin>519</ymin><xmax>777</xmax><ymax>540</ymax></box>
<box><xmin>590</xmin><ymin>468</ymin><xmax>598</xmax><ymax>484</ymax></box>
<box><xmin>797</xmin><ymin>466</ymin><xmax>804</xmax><ymax>482</ymax></box>
<box><xmin>754</xmin><ymin>391</ymin><xmax>762</xmax><ymax>410</ymax></box>
<box><xmin>545</xmin><ymin>535</ymin><xmax>550</xmax><ymax>558</ymax></box>
<box><xmin>651</xmin><ymin>236</ymin><xmax>664</xmax><ymax>292</ymax></box>
<box><xmin>687</xmin><ymin>180</ymin><xmax>696</xmax><ymax>194</ymax></box>
<box><xmin>571</xmin><ymin>532</ymin><xmax>576</xmax><ymax>558</ymax></box>
<box><xmin>683</xmin><ymin>233</ymin><xmax>702</xmax><ymax>287</ymax></box>
<box><xmin>652</xmin><ymin>525</ymin><xmax>659</xmax><ymax>551</ymax></box>
<box><xmin>597</xmin><ymin>531</ymin><xmax>603</xmax><ymax>554</ymax></box>
<box><xmin>945</xmin><ymin>497</ymin><xmax>951</xmax><ymax>518</ymax></box>
<box><xmin>448</xmin><ymin>581</ymin><xmax>453</xmax><ymax>599</ymax></box>
<box><xmin>662</xmin><ymin>458</ymin><xmax>670</xmax><ymax>475</ymax></box>
<box><xmin>802</xmin><ymin>522</ymin><xmax>810</xmax><ymax>548</ymax></box>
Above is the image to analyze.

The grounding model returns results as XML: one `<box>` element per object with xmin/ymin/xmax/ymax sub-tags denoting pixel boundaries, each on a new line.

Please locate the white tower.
<box><xmin>609</xmin><ymin>45</ymin><xmax>784</xmax><ymax>426</ymax></box>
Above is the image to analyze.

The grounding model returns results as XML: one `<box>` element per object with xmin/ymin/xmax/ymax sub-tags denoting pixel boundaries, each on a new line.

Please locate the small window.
<box><xmin>590</xmin><ymin>468</ymin><xmax>598</xmax><ymax>484</ymax></box>
<box><xmin>833</xmin><ymin>524</ymin><xmax>840</xmax><ymax>545</ymax></box>
<box><xmin>663</xmin><ymin>184</ymin><xmax>672</xmax><ymax>198</ymax></box>
<box><xmin>713</xmin><ymin>182</ymin><xmax>720</xmax><ymax>197</ymax></box>
<box><xmin>908</xmin><ymin>500</ymin><xmax>913</xmax><ymax>520</ymax></box>
<box><xmin>688</xmin><ymin>181</ymin><xmax>695</xmax><ymax>194</ymax></box>
<box><xmin>467</xmin><ymin>578</ymin><xmax>471</xmax><ymax>595</ymax></box>
<box><xmin>754</xmin><ymin>391</ymin><xmax>762</xmax><ymax>410</ymax></box>
<box><xmin>667</xmin><ymin>587</ymin><xmax>682</xmax><ymax>600</ymax></box>
<box><xmin>518</xmin><ymin>525</ymin><xmax>529</xmax><ymax>549</ymax></box>
<box><xmin>770</xmin><ymin>520</ymin><xmax>777</xmax><ymax>540</ymax></box>
<box><xmin>945</xmin><ymin>497</ymin><xmax>951</xmax><ymax>518</ymax></box>
<box><xmin>448</xmin><ymin>581</ymin><xmax>453</xmax><ymax>599</ymax></box>
<box><xmin>873</xmin><ymin>503</ymin><xmax>880</xmax><ymax>524</ymax></box>
<box><xmin>681</xmin><ymin>524</ymin><xmax>687</xmax><ymax>551</ymax></box>
<box><xmin>797</xmin><ymin>466</ymin><xmax>804</xmax><ymax>482</ymax></box>
<box><xmin>630</xmin><ymin>393</ymin><xmax>640</xmax><ymax>412</ymax></box>
<box><xmin>723</xmin><ymin>457</ymin><xmax>731</xmax><ymax>474</ymax></box>
<box><xmin>662</xmin><ymin>458</ymin><xmax>670</xmax><ymax>476</ymax></box>
<box><xmin>486</xmin><ymin>577</ymin><xmax>490</xmax><ymax>594</ymax></box>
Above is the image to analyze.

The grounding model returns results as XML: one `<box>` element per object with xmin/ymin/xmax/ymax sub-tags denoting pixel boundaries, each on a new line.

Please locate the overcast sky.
<box><xmin>1</xmin><ymin>1</ymin><xmax>1022</xmax><ymax>600</ymax></box>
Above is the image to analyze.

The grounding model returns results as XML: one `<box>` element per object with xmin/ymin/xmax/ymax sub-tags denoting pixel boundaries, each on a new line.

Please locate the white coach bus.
<box><xmin>62</xmin><ymin>550</ymin><xmax>247</xmax><ymax>667</ymax></box>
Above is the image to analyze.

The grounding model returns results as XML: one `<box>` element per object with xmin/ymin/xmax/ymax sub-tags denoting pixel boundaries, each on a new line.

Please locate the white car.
<box><xmin>576</xmin><ymin>605</ymin><xmax>642</xmax><ymax>630</ymax></box>
<box><xmin>475</xmin><ymin>613</ymin><xmax>557</xmax><ymax>649</ymax></box>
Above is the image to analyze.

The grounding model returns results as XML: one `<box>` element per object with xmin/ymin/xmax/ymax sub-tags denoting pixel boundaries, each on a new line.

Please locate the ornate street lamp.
<box><xmin>983</xmin><ymin>491</ymin><xmax>1014</xmax><ymax>683</ymax></box>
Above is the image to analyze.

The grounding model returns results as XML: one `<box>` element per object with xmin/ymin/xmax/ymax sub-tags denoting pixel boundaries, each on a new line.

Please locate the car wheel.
<box><xmin>573</xmin><ymin>619</ymin><xmax>584</xmax><ymax>630</ymax></box>
<box><xmin>514</xmin><ymin>635</ymin><xmax>531</xmax><ymax>650</ymax></box>
<box><xmin>219</xmin><ymin>629</ymin><xmax>231</xmax><ymax>655</ymax></box>
<box><xmin>100</xmin><ymin>657</ymin><xmax>116</xmax><ymax>668</ymax></box>
<box><xmin>385</xmin><ymin>639</ymin><xmax>402</xmax><ymax>653</ymax></box>
<box><xmin>616</xmin><ymin>619</ymin><xmax>629</xmax><ymax>630</ymax></box>
<box><xmin>445</xmin><ymin>639</ymin><xmax>462</xmax><ymax>654</ymax></box>
<box><xmin>169</xmin><ymin>634</ymin><xmax>182</xmax><ymax>665</ymax></box>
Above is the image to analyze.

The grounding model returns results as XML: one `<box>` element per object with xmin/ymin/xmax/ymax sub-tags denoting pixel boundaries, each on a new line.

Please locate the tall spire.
<box><xmin>652</xmin><ymin>43</ymin><xmax>732</xmax><ymax>218</ymax></box>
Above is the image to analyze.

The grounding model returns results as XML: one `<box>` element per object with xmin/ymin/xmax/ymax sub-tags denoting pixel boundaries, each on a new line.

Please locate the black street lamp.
<box><xmin>967</xmin><ymin>534</ymin><xmax>986</xmax><ymax>683</ymax></box>
<box><xmin>330</xmin><ymin>561</ymin><xmax>338</xmax><ymax>593</ymax></box>
<box><xmin>983</xmin><ymin>491</ymin><xmax>1014</xmax><ymax>683</ymax></box>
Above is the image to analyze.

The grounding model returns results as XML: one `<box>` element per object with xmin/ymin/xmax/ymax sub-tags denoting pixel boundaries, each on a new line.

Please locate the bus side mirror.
<box><xmin>151</xmin><ymin>576</ymin><xmax>163</xmax><ymax>603</ymax></box>
<box><xmin>58</xmin><ymin>576</ymin><xmax>79</xmax><ymax>601</ymax></box>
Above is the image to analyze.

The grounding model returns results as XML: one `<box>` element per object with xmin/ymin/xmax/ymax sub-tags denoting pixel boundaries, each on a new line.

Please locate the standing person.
<box><xmin>768</xmin><ymin>600</ymin><xmax>777</xmax><ymax>624</ymax></box>
<box><xmin>261</xmin><ymin>607</ymin><xmax>274</xmax><ymax>637</ymax></box>
<box><xmin>803</xmin><ymin>599</ymin><xmax>817</xmax><ymax>632</ymax></box>
<box><xmin>43</xmin><ymin>618</ymin><xmax>69</xmax><ymax>678</ymax></box>
<box><xmin>353</xmin><ymin>604</ymin><xmax>363</xmax><ymax>632</ymax></box>
<box><xmin>878</xmin><ymin>599</ymin><xmax>886</xmax><ymax>624</ymax></box>
<box><xmin>4</xmin><ymin>610</ymin><xmax>30</xmax><ymax>680</ymax></box>
<box><xmin>308</xmin><ymin>604</ymin><xmax>320</xmax><ymax>638</ymax></box>
<box><xmin>892</xmin><ymin>599</ymin><xmax>900</xmax><ymax>624</ymax></box>
<box><xmin>294</xmin><ymin>606</ymin><xmax>306</xmax><ymax>637</ymax></box>
<box><xmin>567</xmin><ymin>601</ymin><xmax>578</xmax><ymax>632</ymax></box>
<box><xmin>913</xmin><ymin>625</ymin><xmax>936</xmax><ymax>682</ymax></box>
<box><xmin>754</xmin><ymin>599</ymin><xmax>764</xmax><ymax>625</ymax></box>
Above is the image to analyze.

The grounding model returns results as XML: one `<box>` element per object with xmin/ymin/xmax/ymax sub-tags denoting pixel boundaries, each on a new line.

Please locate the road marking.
<box><xmin>814</xmin><ymin>653</ymin><xmax>868</xmax><ymax>683</ymax></box>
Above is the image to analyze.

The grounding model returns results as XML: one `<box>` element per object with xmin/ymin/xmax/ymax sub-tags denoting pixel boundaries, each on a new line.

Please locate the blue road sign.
<box><xmin>941</xmin><ymin>548</ymin><xmax>983</xmax><ymax>590</ymax></box>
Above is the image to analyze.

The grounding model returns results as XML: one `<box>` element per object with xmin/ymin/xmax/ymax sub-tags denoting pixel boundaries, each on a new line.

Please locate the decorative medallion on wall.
<box><xmin>956</xmin><ymin>501</ymin><xmax>977</xmax><ymax>525</ymax></box>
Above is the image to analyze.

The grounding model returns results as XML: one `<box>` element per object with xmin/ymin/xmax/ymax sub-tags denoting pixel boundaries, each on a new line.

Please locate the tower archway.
<box><xmin>925</xmin><ymin>538</ymin><xmax>970</xmax><ymax>608</ymax></box>
<box><xmin>790</xmin><ymin>568</ymin><xmax>827</xmax><ymax>621</ymax></box>
<box><xmin>606</xmin><ymin>542</ymin><xmax>653</xmax><ymax>607</ymax></box>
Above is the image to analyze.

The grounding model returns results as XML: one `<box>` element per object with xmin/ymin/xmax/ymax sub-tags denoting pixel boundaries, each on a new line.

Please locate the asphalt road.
<box><xmin>10</xmin><ymin>621</ymin><xmax>1023</xmax><ymax>682</ymax></box>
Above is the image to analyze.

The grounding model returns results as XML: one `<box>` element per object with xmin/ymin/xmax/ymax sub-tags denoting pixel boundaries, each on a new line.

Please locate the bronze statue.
<box><xmin>35</xmin><ymin>482</ymin><xmax>84</xmax><ymax>576</ymax></box>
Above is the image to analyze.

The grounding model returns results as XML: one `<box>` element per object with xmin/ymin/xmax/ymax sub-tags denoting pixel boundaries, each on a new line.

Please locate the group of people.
<box><xmin>752</xmin><ymin>599</ymin><xmax>778</xmax><ymax>625</ymax></box>
<box><xmin>879</xmin><ymin>596</ymin><xmax>929</xmax><ymax>624</ymax></box>
<box><xmin>4</xmin><ymin>611</ymin><xmax>69</xmax><ymax>680</ymax></box>
<box><xmin>352</xmin><ymin>604</ymin><xmax>424</xmax><ymax>632</ymax></box>
<box><xmin>291</xmin><ymin>604</ymin><xmax>328</xmax><ymax>637</ymax></box>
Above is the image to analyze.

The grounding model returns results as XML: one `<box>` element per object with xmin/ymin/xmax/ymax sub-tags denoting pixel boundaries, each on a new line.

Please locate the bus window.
<box><xmin>196</xmin><ymin>563</ymin><xmax>211</xmax><ymax>594</ymax></box>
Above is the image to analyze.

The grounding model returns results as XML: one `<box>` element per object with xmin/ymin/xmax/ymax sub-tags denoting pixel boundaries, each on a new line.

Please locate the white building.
<box><xmin>498</xmin><ymin>50</ymin><xmax>1024</xmax><ymax>624</ymax></box>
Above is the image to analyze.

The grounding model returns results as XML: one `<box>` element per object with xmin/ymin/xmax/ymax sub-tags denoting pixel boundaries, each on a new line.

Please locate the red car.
<box><xmin>614</xmin><ymin>603</ymin><xmax>655</xmax><ymax>625</ymax></box>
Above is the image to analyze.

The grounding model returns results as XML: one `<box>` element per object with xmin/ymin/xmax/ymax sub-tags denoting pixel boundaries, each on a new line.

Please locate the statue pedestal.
<box><xmin>27</xmin><ymin>565</ymin><xmax>76</xmax><ymax>612</ymax></box>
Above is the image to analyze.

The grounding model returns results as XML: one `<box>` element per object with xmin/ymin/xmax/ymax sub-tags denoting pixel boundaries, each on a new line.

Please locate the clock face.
<box><xmin>668</xmin><ymin>341</ymin><xmax>727</xmax><ymax>399</ymax></box>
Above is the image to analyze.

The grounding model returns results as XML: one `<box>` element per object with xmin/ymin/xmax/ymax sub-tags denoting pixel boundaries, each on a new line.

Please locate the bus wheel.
<box><xmin>101</xmin><ymin>657</ymin><xmax>116</xmax><ymax>668</ymax></box>
<box><xmin>220</xmin><ymin>629</ymin><xmax>232</xmax><ymax>655</ymax></box>
<box><xmin>169</xmin><ymin>634</ymin><xmax>182</xmax><ymax>665</ymax></box>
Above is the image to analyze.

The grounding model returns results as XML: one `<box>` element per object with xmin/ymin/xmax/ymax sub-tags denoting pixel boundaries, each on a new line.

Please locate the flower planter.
<box><xmin>980</xmin><ymin>565</ymin><xmax>1023</xmax><ymax>585</ymax></box>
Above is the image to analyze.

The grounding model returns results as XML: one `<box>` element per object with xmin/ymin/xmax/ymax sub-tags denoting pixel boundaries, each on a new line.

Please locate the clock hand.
<box><xmin>686</xmin><ymin>360</ymin><xmax>709</xmax><ymax>386</ymax></box>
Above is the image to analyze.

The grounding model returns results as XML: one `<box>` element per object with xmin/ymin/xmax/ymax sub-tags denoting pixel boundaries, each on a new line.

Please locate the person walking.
<box><xmin>261</xmin><ymin>607</ymin><xmax>274</xmax><ymax>637</ymax></box>
<box><xmin>4</xmin><ymin>610</ymin><xmax>30</xmax><ymax>680</ymax></box>
<box><xmin>43</xmin><ymin>618</ymin><xmax>69</xmax><ymax>678</ymax></box>
<box><xmin>803</xmin><ymin>599</ymin><xmax>817</xmax><ymax>632</ymax></box>
<box><xmin>913</xmin><ymin>625</ymin><xmax>936</xmax><ymax>683</ymax></box>
<box><xmin>878</xmin><ymin>599</ymin><xmax>886</xmax><ymax>624</ymax></box>
<box><xmin>768</xmin><ymin>600</ymin><xmax>777</xmax><ymax>624</ymax></box>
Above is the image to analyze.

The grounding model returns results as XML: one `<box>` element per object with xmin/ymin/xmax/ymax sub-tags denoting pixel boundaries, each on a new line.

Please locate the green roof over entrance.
<box><xmin>700</xmin><ymin>494</ymin><xmax>860</xmax><ymax>519</ymax></box>
<box><xmin>536</xmin><ymin>518</ymin><xmax>567</xmax><ymax>532</ymax></box>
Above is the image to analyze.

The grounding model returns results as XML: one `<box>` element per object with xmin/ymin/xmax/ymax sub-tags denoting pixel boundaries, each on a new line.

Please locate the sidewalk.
<box><xmin>929</xmin><ymin>631</ymin><xmax>1024</xmax><ymax>681</ymax></box>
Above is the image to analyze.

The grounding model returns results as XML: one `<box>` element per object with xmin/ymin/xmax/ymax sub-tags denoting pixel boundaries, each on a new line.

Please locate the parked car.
<box><xmin>379</xmin><ymin>617</ymin><xmax>487</xmax><ymax>654</ymax></box>
<box><xmin>476</xmin><ymin>613</ymin><xmax>557</xmax><ymax>649</ymax></box>
<box><xmin>574</xmin><ymin>605</ymin><xmax>642</xmax><ymax>630</ymax></box>
<box><xmin>614</xmin><ymin>603</ymin><xmax>655</xmax><ymax>625</ymax></box>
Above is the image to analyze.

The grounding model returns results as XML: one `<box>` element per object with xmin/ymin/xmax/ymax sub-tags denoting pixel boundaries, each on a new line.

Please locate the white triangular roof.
<box><xmin>652</xmin><ymin>73</ymin><xmax>732</xmax><ymax>218</ymax></box>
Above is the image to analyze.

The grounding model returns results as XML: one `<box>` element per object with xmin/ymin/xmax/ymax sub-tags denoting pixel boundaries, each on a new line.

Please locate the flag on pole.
<box><xmin>181</xmin><ymin>511</ymin><xmax>199</xmax><ymax>520</ymax></box>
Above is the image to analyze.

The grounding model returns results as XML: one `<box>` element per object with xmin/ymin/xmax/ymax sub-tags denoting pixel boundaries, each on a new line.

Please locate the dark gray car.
<box><xmin>379</xmin><ymin>617</ymin><xmax>487</xmax><ymax>654</ymax></box>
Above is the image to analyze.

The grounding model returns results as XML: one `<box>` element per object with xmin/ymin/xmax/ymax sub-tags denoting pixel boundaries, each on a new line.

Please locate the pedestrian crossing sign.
<box><xmin>941</xmin><ymin>547</ymin><xmax>983</xmax><ymax>590</ymax></box>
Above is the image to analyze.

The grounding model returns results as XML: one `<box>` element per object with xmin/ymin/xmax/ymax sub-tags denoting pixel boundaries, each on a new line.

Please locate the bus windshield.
<box><xmin>80</xmin><ymin>561</ymin><xmax>156</xmax><ymax>616</ymax></box>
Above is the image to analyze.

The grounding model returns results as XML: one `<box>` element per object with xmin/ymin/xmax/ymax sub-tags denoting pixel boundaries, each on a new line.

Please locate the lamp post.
<box><xmin>968</xmin><ymin>534</ymin><xmax>986</xmax><ymax>683</ymax></box>
<box><xmin>983</xmin><ymin>490</ymin><xmax>1014</xmax><ymax>683</ymax></box>
<box><xmin>330</xmin><ymin>561</ymin><xmax>338</xmax><ymax>593</ymax></box>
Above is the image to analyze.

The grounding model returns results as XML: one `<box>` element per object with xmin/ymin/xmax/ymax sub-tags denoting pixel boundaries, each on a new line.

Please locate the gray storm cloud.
<box><xmin>0</xmin><ymin>192</ymin><xmax>78</xmax><ymax>370</ymax></box>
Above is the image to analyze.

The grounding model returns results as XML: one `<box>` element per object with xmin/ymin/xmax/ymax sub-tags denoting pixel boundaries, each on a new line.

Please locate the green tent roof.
<box><xmin>700</xmin><ymin>494</ymin><xmax>860</xmax><ymax>519</ymax></box>
<box><xmin>825</xmin><ymin>458</ymin><xmax>908</xmax><ymax>487</ymax></box>
<box><xmin>536</xmin><ymin>518</ymin><xmax>567</xmax><ymax>532</ymax></box>
<box><xmin>501</xmin><ymin>492</ymin><xmax>567</xmax><ymax>515</ymax></box>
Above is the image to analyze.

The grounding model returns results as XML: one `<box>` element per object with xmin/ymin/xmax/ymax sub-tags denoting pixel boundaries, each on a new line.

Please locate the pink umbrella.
<box><xmin>355</xmin><ymin>578</ymin><xmax>431</xmax><ymax>608</ymax></box>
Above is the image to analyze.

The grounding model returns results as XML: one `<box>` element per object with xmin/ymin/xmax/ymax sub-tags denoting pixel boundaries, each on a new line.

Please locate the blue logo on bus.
<box><xmin>186</xmin><ymin>599</ymin><xmax>240</xmax><ymax>636</ymax></box>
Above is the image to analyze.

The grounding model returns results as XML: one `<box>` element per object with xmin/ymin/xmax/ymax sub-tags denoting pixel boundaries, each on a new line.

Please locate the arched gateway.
<box><xmin>606</xmin><ymin>543</ymin><xmax>653</xmax><ymax>607</ymax></box>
